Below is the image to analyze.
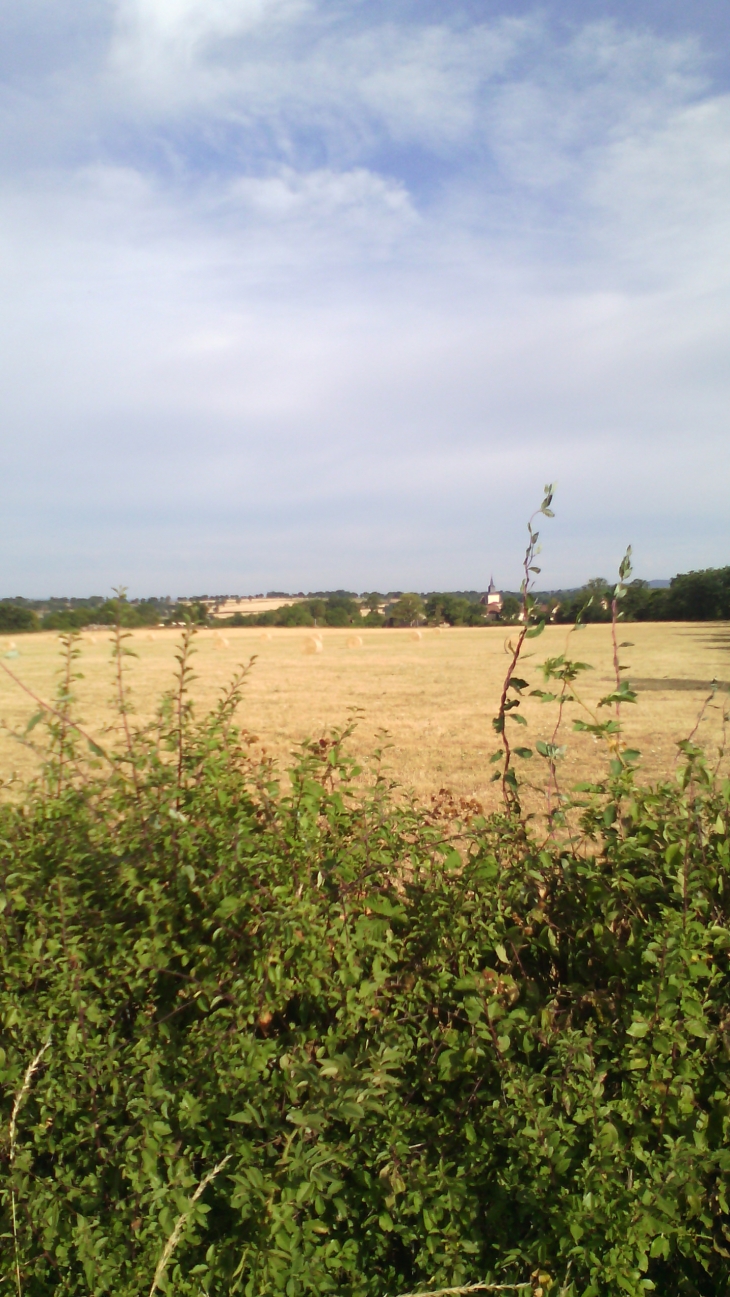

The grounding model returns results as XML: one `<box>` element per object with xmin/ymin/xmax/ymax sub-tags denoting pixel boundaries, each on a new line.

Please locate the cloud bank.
<box><xmin>0</xmin><ymin>0</ymin><xmax>728</xmax><ymax>593</ymax></box>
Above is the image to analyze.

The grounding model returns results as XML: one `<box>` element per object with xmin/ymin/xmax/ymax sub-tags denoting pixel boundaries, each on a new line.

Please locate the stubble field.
<box><xmin>1</xmin><ymin>622</ymin><xmax>728</xmax><ymax>809</ymax></box>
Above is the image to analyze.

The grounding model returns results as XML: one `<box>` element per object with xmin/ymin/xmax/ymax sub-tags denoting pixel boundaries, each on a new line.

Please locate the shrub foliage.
<box><xmin>0</xmin><ymin>602</ymin><xmax>38</xmax><ymax>633</ymax></box>
<box><xmin>1</xmin><ymin>626</ymin><xmax>730</xmax><ymax>1297</ymax></box>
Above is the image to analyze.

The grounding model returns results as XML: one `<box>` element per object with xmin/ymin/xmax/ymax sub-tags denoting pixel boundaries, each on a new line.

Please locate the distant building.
<box><xmin>480</xmin><ymin>577</ymin><xmax>503</xmax><ymax>618</ymax></box>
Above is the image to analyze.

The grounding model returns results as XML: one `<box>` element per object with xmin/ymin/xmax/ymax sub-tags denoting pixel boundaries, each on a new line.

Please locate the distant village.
<box><xmin>199</xmin><ymin>578</ymin><xmax>505</xmax><ymax>621</ymax></box>
<box><xmin>1</xmin><ymin>567</ymin><xmax>727</xmax><ymax>632</ymax></box>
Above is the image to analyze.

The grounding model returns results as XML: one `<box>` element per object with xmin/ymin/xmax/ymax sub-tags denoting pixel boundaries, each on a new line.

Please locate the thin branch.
<box><xmin>610</xmin><ymin>545</ymin><xmax>632</xmax><ymax>725</ymax></box>
<box><xmin>8</xmin><ymin>1037</ymin><xmax>52</xmax><ymax>1169</ymax></box>
<box><xmin>0</xmin><ymin>660</ymin><xmax>113</xmax><ymax>766</ymax></box>
<box><xmin>149</xmin><ymin>1154</ymin><xmax>231</xmax><ymax>1297</ymax></box>
<box><xmin>497</xmin><ymin>623</ymin><xmax>529</xmax><ymax>805</ymax></box>
<box><xmin>111</xmin><ymin>616</ymin><xmax>145</xmax><ymax>807</ymax></box>
<box><xmin>686</xmin><ymin>687</ymin><xmax>716</xmax><ymax>745</ymax></box>
<box><xmin>394</xmin><ymin>1284</ymin><xmax>531</xmax><ymax>1297</ymax></box>
<box><xmin>8</xmin><ymin>1037</ymin><xmax>52</xmax><ymax>1297</ymax></box>
<box><xmin>494</xmin><ymin>484</ymin><xmax>554</xmax><ymax>808</ymax></box>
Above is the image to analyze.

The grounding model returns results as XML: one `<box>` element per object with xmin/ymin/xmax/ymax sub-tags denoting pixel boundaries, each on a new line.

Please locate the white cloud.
<box><xmin>105</xmin><ymin>5</ymin><xmax>534</xmax><ymax>149</ymax></box>
<box><xmin>225</xmin><ymin>165</ymin><xmax>415</xmax><ymax>235</ymax></box>
<box><xmin>111</xmin><ymin>0</ymin><xmax>309</xmax><ymax>75</ymax></box>
<box><xmin>0</xmin><ymin>5</ymin><xmax>728</xmax><ymax>592</ymax></box>
<box><xmin>331</xmin><ymin>20</ymin><xmax>529</xmax><ymax>150</ymax></box>
<box><xmin>589</xmin><ymin>95</ymin><xmax>730</xmax><ymax>289</ymax></box>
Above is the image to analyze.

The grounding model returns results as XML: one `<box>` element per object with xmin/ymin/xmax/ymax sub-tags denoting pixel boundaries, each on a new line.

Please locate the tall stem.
<box><xmin>495</xmin><ymin>484</ymin><xmax>554</xmax><ymax>808</ymax></box>
<box><xmin>498</xmin><ymin>625</ymin><xmax>529</xmax><ymax>805</ymax></box>
<box><xmin>56</xmin><ymin>636</ymin><xmax>75</xmax><ymax>795</ymax></box>
<box><xmin>8</xmin><ymin>1038</ymin><xmax>52</xmax><ymax>1297</ymax></box>
<box><xmin>611</xmin><ymin>546</ymin><xmax>632</xmax><ymax>728</ymax></box>
<box><xmin>112</xmin><ymin>614</ymin><xmax>143</xmax><ymax>807</ymax></box>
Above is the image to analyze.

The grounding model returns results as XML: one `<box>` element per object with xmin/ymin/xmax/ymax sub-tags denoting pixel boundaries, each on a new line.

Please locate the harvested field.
<box><xmin>1</xmin><ymin>623</ymin><xmax>728</xmax><ymax>809</ymax></box>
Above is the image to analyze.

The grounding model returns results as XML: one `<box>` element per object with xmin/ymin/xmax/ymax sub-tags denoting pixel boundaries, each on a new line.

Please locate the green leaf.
<box><xmin>525</xmin><ymin>621</ymin><xmax>546</xmax><ymax>639</ymax></box>
<box><xmin>626</xmin><ymin>1021</ymin><xmax>649</xmax><ymax>1038</ymax></box>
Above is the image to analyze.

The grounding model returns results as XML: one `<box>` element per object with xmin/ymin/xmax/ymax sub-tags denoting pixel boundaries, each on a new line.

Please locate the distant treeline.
<box><xmin>0</xmin><ymin>596</ymin><xmax>207</xmax><ymax>634</ymax></box>
<box><xmin>1</xmin><ymin>567</ymin><xmax>729</xmax><ymax>633</ymax></box>
<box><xmin>226</xmin><ymin>593</ymin><xmax>520</xmax><ymax>628</ymax></box>
<box><xmin>549</xmin><ymin>567</ymin><xmax>730</xmax><ymax>623</ymax></box>
<box><xmin>228</xmin><ymin>595</ymin><xmax>367</xmax><ymax>628</ymax></box>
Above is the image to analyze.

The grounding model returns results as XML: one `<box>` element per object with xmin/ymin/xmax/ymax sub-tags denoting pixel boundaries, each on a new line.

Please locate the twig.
<box><xmin>610</xmin><ymin>546</ymin><xmax>632</xmax><ymax>724</ymax></box>
<box><xmin>111</xmin><ymin>606</ymin><xmax>143</xmax><ymax>804</ymax></box>
<box><xmin>494</xmin><ymin>484</ymin><xmax>554</xmax><ymax>807</ymax></box>
<box><xmin>394</xmin><ymin>1284</ymin><xmax>531</xmax><ymax>1297</ymax></box>
<box><xmin>8</xmin><ymin>1037</ymin><xmax>52</xmax><ymax>1297</ymax></box>
<box><xmin>149</xmin><ymin>1154</ymin><xmax>231</xmax><ymax>1297</ymax></box>
<box><xmin>712</xmin><ymin>701</ymin><xmax>729</xmax><ymax>779</ymax></box>
<box><xmin>173</xmin><ymin>623</ymin><xmax>197</xmax><ymax>807</ymax></box>
<box><xmin>56</xmin><ymin>635</ymin><xmax>74</xmax><ymax>794</ymax></box>
<box><xmin>686</xmin><ymin>687</ymin><xmax>716</xmax><ymax>745</ymax></box>
<box><xmin>0</xmin><ymin>660</ymin><xmax>113</xmax><ymax>766</ymax></box>
<box><xmin>497</xmin><ymin>624</ymin><xmax>530</xmax><ymax>806</ymax></box>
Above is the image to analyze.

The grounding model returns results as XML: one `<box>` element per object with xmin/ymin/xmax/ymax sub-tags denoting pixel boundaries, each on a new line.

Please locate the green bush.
<box><xmin>224</xmin><ymin>597</ymin><xmax>360</xmax><ymax>631</ymax></box>
<box><xmin>41</xmin><ymin>598</ymin><xmax>171</xmax><ymax>632</ymax></box>
<box><xmin>386</xmin><ymin>594</ymin><xmax>425</xmax><ymax>627</ymax></box>
<box><xmin>275</xmin><ymin>602</ymin><xmax>315</xmax><ymax>627</ymax></box>
<box><xmin>424</xmin><ymin>595</ymin><xmax>487</xmax><ymax>626</ymax></box>
<box><xmin>0</xmin><ymin>602</ymin><xmax>38</xmax><ymax>633</ymax></box>
<box><xmin>665</xmin><ymin>567</ymin><xmax>730</xmax><ymax>621</ymax></box>
<box><xmin>1</xmin><ymin>626</ymin><xmax>729</xmax><ymax>1296</ymax></box>
<box><xmin>551</xmin><ymin>568</ymin><xmax>730</xmax><ymax>624</ymax></box>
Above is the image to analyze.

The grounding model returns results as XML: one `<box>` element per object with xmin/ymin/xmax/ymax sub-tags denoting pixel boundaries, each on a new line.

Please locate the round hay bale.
<box><xmin>409</xmin><ymin>629</ymin><xmax>423</xmax><ymax>641</ymax></box>
<box><xmin>145</xmin><ymin>633</ymin><xmax>156</xmax><ymax>642</ymax></box>
<box><xmin>303</xmin><ymin>635</ymin><xmax>323</xmax><ymax>655</ymax></box>
<box><xmin>346</xmin><ymin>635</ymin><xmax>363</xmax><ymax>649</ymax></box>
<box><xmin>260</xmin><ymin>631</ymin><xmax>273</xmax><ymax>642</ymax></box>
<box><xmin>213</xmin><ymin>632</ymin><xmax>229</xmax><ymax>649</ymax></box>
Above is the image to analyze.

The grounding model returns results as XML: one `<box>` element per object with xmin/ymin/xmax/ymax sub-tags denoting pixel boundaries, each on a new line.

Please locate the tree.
<box><xmin>500</xmin><ymin>595</ymin><xmax>521</xmax><ymax>621</ymax></box>
<box><xmin>307</xmin><ymin>599</ymin><xmax>327</xmax><ymax>623</ymax></box>
<box><xmin>275</xmin><ymin>602</ymin><xmax>314</xmax><ymax>627</ymax></box>
<box><xmin>388</xmin><ymin>593</ymin><xmax>425</xmax><ymax>626</ymax></box>
<box><xmin>425</xmin><ymin>594</ymin><xmax>473</xmax><ymax>626</ymax></box>
<box><xmin>322</xmin><ymin>596</ymin><xmax>359</xmax><ymax>627</ymax></box>
<box><xmin>0</xmin><ymin>602</ymin><xmax>38</xmax><ymax>632</ymax></box>
<box><xmin>666</xmin><ymin>567</ymin><xmax>730</xmax><ymax>620</ymax></box>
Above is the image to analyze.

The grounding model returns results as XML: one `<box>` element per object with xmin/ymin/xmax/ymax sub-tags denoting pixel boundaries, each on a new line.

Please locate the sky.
<box><xmin>1</xmin><ymin>0</ymin><xmax>729</xmax><ymax>596</ymax></box>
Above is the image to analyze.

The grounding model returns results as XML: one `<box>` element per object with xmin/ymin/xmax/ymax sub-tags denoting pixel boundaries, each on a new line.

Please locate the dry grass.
<box><xmin>1</xmin><ymin>624</ymin><xmax>728</xmax><ymax>809</ymax></box>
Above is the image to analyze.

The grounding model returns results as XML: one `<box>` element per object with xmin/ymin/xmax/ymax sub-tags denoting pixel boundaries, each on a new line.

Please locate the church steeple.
<box><xmin>480</xmin><ymin>577</ymin><xmax>503</xmax><ymax>615</ymax></box>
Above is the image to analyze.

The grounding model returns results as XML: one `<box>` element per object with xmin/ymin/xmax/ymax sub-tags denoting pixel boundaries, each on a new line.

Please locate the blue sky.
<box><xmin>1</xmin><ymin>1</ymin><xmax>729</xmax><ymax>595</ymax></box>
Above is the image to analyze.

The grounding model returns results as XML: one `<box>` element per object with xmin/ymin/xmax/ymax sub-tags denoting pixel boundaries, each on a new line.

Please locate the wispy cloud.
<box><xmin>0</xmin><ymin>2</ymin><xmax>728</xmax><ymax>592</ymax></box>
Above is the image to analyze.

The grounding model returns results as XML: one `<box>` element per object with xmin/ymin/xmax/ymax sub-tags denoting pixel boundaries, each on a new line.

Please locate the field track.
<box><xmin>1</xmin><ymin>622</ymin><xmax>728</xmax><ymax>809</ymax></box>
